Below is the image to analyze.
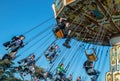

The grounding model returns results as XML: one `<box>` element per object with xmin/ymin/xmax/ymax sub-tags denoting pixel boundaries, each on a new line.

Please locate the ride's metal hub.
<box><xmin>110</xmin><ymin>34</ymin><xmax>120</xmax><ymax>45</ymax></box>
<box><xmin>52</xmin><ymin>0</ymin><xmax>120</xmax><ymax>46</ymax></box>
<box><xmin>106</xmin><ymin>35</ymin><xmax>120</xmax><ymax>81</ymax></box>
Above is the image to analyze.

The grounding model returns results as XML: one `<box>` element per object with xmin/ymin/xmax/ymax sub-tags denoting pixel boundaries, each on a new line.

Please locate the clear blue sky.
<box><xmin>0</xmin><ymin>0</ymin><xmax>110</xmax><ymax>81</ymax></box>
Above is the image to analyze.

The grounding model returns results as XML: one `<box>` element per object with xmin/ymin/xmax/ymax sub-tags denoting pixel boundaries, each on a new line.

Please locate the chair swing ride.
<box><xmin>0</xmin><ymin>0</ymin><xmax>120</xmax><ymax>81</ymax></box>
<box><xmin>52</xmin><ymin>0</ymin><xmax>120</xmax><ymax>81</ymax></box>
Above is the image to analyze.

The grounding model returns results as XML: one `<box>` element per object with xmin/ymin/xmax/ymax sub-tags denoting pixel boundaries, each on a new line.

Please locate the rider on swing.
<box><xmin>2</xmin><ymin>51</ymin><xmax>17</xmax><ymax>61</ymax></box>
<box><xmin>53</xmin><ymin>18</ymin><xmax>72</xmax><ymax>48</ymax></box>
<box><xmin>18</xmin><ymin>54</ymin><xmax>35</xmax><ymax>65</ymax></box>
<box><xmin>56</xmin><ymin>63</ymin><xmax>66</xmax><ymax>80</ymax></box>
<box><xmin>67</xmin><ymin>74</ymin><xmax>72</xmax><ymax>81</ymax></box>
<box><xmin>3</xmin><ymin>35</ymin><xmax>25</xmax><ymax>53</ymax></box>
<box><xmin>45</xmin><ymin>44</ymin><xmax>60</xmax><ymax>64</ymax></box>
<box><xmin>83</xmin><ymin>60</ymin><xmax>100</xmax><ymax>81</ymax></box>
<box><xmin>17</xmin><ymin>54</ymin><xmax>36</xmax><ymax>76</ymax></box>
<box><xmin>76</xmin><ymin>76</ymin><xmax>81</xmax><ymax>81</ymax></box>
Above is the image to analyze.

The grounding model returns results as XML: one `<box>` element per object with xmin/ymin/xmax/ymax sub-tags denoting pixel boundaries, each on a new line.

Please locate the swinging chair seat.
<box><xmin>54</xmin><ymin>29</ymin><xmax>65</xmax><ymax>38</ymax></box>
<box><xmin>45</xmin><ymin>52</ymin><xmax>54</xmax><ymax>61</ymax></box>
<box><xmin>86</xmin><ymin>53</ymin><xmax>97</xmax><ymax>61</ymax></box>
<box><xmin>85</xmin><ymin>48</ymin><xmax>97</xmax><ymax>61</ymax></box>
<box><xmin>47</xmin><ymin>56</ymin><xmax>53</xmax><ymax>61</ymax></box>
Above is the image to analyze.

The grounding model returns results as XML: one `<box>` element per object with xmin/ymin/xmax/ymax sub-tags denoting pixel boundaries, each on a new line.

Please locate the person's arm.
<box><xmin>20</xmin><ymin>41</ymin><xmax>25</xmax><ymax>48</ymax></box>
<box><xmin>66</xmin><ymin>22</ymin><xmax>70</xmax><ymax>28</ymax></box>
<box><xmin>48</xmin><ymin>44</ymin><xmax>54</xmax><ymax>50</ymax></box>
<box><xmin>8</xmin><ymin>41</ymin><xmax>17</xmax><ymax>47</ymax></box>
<box><xmin>59</xmin><ymin>18</ymin><xmax>63</xmax><ymax>23</ymax></box>
<box><xmin>59</xmin><ymin>18</ymin><xmax>67</xmax><ymax>23</ymax></box>
<box><xmin>19</xmin><ymin>57</ymin><xmax>27</xmax><ymax>63</ymax></box>
<box><xmin>62</xmin><ymin>69</ymin><xmax>66</xmax><ymax>73</ymax></box>
<box><xmin>68</xmin><ymin>30</ymin><xmax>71</xmax><ymax>35</ymax></box>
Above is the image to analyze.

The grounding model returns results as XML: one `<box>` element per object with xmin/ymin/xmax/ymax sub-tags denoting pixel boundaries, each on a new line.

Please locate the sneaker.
<box><xmin>91</xmin><ymin>77</ymin><xmax>95</xmax><ymax>81</ymax></box>
<box><xmin>91</xmin><ymin>75</ymin><xmax>98</xmax><ymax>81</ymax></box>
<box><xmin>63</xmin><ymin>43</ymin><xmax>71</xmax><ymax>48</ymax></box>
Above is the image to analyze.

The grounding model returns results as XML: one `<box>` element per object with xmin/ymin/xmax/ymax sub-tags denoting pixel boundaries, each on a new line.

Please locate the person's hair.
<box><xmin>60</xmin><ymin>63</ymin><xmax>64</xmax><ymax>66</ymax></box>
<box><xmin>31</xmin><ymin>54</ymin><xmax>35</xmax><ymax>58</ymax></box>
<box><xmin>55</xmin><ymin>45</ymin><xmax>58</xmax><ymax>48</ymax></box>
<box><xmin>19</xmin><ymin>35</ymin><xmax>25</xmax><ymax>38</ymax></box>
<box><xmin>70</xmin><ymin>74</ymin><xmax>72</xmax><ymax>76</ymax></box>
<box><xmin>79</xmin><ymin>76</ymin><xmax>81</xmax><ymax>78</ymax></box>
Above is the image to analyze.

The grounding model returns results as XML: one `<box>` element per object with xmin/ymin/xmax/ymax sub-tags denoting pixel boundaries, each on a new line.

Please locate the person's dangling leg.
<box><xmin>87</xmin><ymin>68</ymin><xmax>95</xmax><ymax>76</ymax></box>
<box><xmin>6</xmin><ymin>41</ymin><xmax>16</xmax><ymax>51</ymax></box>
<box><xmin>18</xmin><ymin>58</ymin><xmax>27</xmax><ymax>64</ymax></box>
<box><xmin>91</xmin><ymin>69</ymin><xmax>100</xmax><ymax>75</ymax></box>
<box><xmin>91</xmin><ymin>75</ymin><xmax>98</xmax><ymax>81</ymax></box>
<box><xmin>22</xmin><ymin>66</ymin><xmax>29</xmax><ymax>76</ymax></box>
<box><xmin>63</xmin><ymin>35</ymin><xmax>71</xmax><ymax>48</ymax></box>
<box><xmin>4</xmin><ymin>41</ymin><xmax>15</xmax><ymax>50</ymax></box>
<box><xmin>58</xmin><ymin>72</ymin><xmax>63</xmax><ymax>79</ymax></box>
<box><xmin>8</xmin><ymin>42</ymin><xmax>15</xmax><ymax>48</ymax></box>
<box><xmin>47</xmin><ymin>52</ymin><xmax>54</xmax><ymax>58</ymax></box>
<box><xmin>62</xmin><ymin>29</ymin><xmax>67</xmax><ymax>38</ymax></box>
<box><xmin>90</xmin><ymin>69</ymin><xmax>100</xmax><ymax>81</ymax></box>
<box><xmin>45</xmin><ymin>51</ymin><xmax>50</xmax><ymax>57</ymax></box>
<box><xmin>94</xmin><ymin>70</ymin><xmax>100</xmax><ymax>80</ymax></box>
<box><xmin>10</xmin><ymin>51</ymin><xmax>17</xmax><ymax>60</ymax></box>
<box><xmin>49</xmin><ymin>60</ymin><xmax>53</xmax><ymax>65</ymax></box>
<box><xmin>11</xmin><ymin>45</ymin><xmax>20</xmax><ymax>52</ymax></box>
<box><xmin>3</xmin><ymin>41</ymin><xmax>10</xmax><ymax>47</ymax></box>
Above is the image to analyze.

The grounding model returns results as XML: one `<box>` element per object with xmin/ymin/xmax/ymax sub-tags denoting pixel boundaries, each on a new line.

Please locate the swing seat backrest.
<box><xmin>86</xmin><ymin>53</ymin><xmax>97</xmax><ymax>61</ymax></box>
<box><xmin>55</xmin><ymin>29</ymin><xmax>65</xmax><ymax>38</ymax></box>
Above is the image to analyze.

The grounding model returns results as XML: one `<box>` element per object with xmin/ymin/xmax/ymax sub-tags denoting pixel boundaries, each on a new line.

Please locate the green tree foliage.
<box><xmin>0</xmin><ymin>59</ymin><xmax>23</xmax><ymax>81</ymax></box>
<box><xmin>0</xmin><ymin>58</ymin><xmax>45</xmax><ymax>81</ymax></box>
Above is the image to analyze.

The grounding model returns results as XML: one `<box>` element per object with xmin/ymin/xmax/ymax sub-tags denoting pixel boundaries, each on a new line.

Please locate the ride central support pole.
<box><xmin>106</xmin><ymin>35</ymin><xmax>120</xmax><ymax>81</ymax></box>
